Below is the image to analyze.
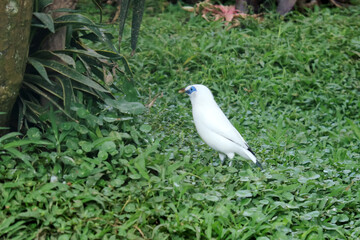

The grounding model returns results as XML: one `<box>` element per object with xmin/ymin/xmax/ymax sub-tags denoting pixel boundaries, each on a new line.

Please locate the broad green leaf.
<box><xmin>235</xmin><ymin>190</ymin><xmax>253</xmax><ymax>198</ymax></box>
<box><xmin>100</xmin><ymin>141</ymin><xmax>116</xmax><ymax>153</ymax></box>
<box><xmin>193</xmin><ymin>193</ymin><xmax>205</xmax><ymax>201</ymax></box>
<box><xmin>105</xmin><ymin>98</ymin><xmax>146</xmax><ymax>115</ymax></box>
<box><xmin>27</xmin><ymin>128</ymin><xmax>41</xmax><ymax>140</ymax></box>
<box><xmin>300</xmin><ymin>211</ymin><xmax>320</xmax><ymax>221</ymax></box>
<box><xmin>139</xmin><ymin>124</ymin><xmax>152</xmax><ymax>133</ymax></box>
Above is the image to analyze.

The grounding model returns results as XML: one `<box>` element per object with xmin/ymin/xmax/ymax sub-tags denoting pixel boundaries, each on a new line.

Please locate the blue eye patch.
<box><xmin>186</xmin><ymin>86</ymin><xmax>197</xmax><ymax>94</ymax></box>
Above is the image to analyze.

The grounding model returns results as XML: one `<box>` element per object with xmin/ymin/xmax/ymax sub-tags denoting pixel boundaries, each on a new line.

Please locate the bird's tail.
<box><xmin>237</xmin><ymin>147</ymin><xmax>263</xmax><ymax>170</ymax></box>
<box><xmin>255</xmin><ymin>161</ymin><xmax>263</xmax><ymax>170</ymax></box>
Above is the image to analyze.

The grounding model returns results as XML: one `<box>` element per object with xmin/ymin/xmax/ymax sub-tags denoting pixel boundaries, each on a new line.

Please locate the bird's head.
<box><xmin>179</xmin><ymin>84</ymin><xmax>214</xmax><ymax>103</ymax></box>
<box><xmin>179</xmin><ymin>85</ymin><xmax>197</xmax><ymax>95</ymax></box>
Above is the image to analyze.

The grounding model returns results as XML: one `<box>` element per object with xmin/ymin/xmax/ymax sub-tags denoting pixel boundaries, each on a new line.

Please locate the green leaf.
<box><xmin>300</xmin><ymin>211</ymin><xmax>320</xmax><ymax>221</ymax></box>
<box><xmin>33</xmin><ymin>12</ymin><xmax>55</xmax><ymax>33</ymax></box>
<box><xmin>54</xmin><ymin>14</ymin><xmax>95</xmax><ymax>27</ymax></box>
<box><xmin>100</xmin><ymin>141</ymin><xmax>116</xmax><ymax>153</ymax></box>
<box><xmin>118</xmin><ymin>0</ymin><xmax>130</xmax><ymax>47</ymax></box>
<box><xmin>105</xmin><ymin>98</ymin><xmax>146</xmax><ymax>115</ymax></box>
<box><xmin>0</xmin><ymin>132</ymin><xmax>22</xmax><ymax>144</ymax></box>
<box><xmin>235</xmin><ymin>190</ymin><xmax>253</xmax><ymax>198</ymax></box>
<box><xmin>55</xmin><ymin>49</ymin><xmax>110</xmax><ymax>59</ymax></box>
<box><xmin>38</xmin><ymin>0</ymin><xmax>53</xmax><ymax>11</ymax></box>
<box><xmin>27</xmin><ymin>128</ymin><xmax>41</xmax><ymax>140</ymax></box>
<box><xmin>24</xmin><ymin>74</ymin><xmax>63</xmax><ymax>99</ymax></box>
<box><xmin>36</xmin><ymin>59</ymin><xmax>108</xmax><ymax>92</ymax></box>
<box><xmin>131</xmin><ymin>0</ymin><xmax>146</xmax><ymax>55</ymax></box>
<box><xmin>91</xmin><ymin>0</ymin><xmax>103</xmax><ymax>23</ymax></box>
<box><xmin>346</xmin><ymin>118</ymin><xmax>360</xmax><ymax>140</ymax></box>
<box><xmin>28</xmin><ymin>57</ymin><xmax>52</xmax><ymax>84</ymax></box>
<box><xmin>4</xmin><ymin>147</ymin><xmax>35</xmax><ymax>171</ymax></box>
<box><xmin>87</xmin><ymin>25</ymin><xmax>118</xmax><ymax>52</ymax></box>
<box><xmin>192</xmin><ymin>193</ymin><xmax>205</xmax><ymax>201</ymax></box>
<box><xmin>55</xmin><ymin>75</ymin><xmax>74</xmax><ymax>113</ymax></box>
<box><xmin>139</xmin><ymin>124</ymin><xmax>152</xmax><ymax>133</ymax></box>
<box><xmin>3</xmin><ymin>139</ymin><xmax>52</xmax><ymax>149</ymax></box>
<box><xmin>23</xmin><ymin>82</ymin><xmax>77</xmax><ymax>121</ymax></box>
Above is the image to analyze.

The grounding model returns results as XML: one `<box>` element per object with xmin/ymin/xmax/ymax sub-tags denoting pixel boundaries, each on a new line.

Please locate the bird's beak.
<box><xmin>178</xmin><ymin>88</ymin><xmax>186</xmax><ymax>93</ymax></box>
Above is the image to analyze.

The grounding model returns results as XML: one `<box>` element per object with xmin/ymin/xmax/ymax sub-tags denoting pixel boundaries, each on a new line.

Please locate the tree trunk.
<box><xmin>41</xmin><ymin>0</ymin><xmax>78</xmax><ymax>51</ymax></box>
<box><xmin>40</xmin><ymin>0</ymin><xmax>77</xmax><ymax>107</ymax></box>
<box><xmin>0</xmin><ymin>0</ymin><xmax>34</xmax><ymax>133</ymax></box>
<box><xmin>235</xmin><ymin>0</ymin><xmax>261</xmax><ymax>13</ymax></box>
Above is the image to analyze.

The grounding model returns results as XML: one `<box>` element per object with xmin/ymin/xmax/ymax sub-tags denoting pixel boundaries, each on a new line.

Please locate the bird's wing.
<box><xmin>194</xmin><ymin>103</ymin><xmax>250</xmax><ymax>150</ymax></box>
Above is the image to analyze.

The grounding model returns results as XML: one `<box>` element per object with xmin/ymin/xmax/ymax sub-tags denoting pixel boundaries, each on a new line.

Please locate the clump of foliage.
<box><xmin>1</xmin><ymin>2</ymin><xmax>360</xmax><ymax>239</ymax></box>
<box><xmin>16</xmin><ymin>0</ymin><xmax>141</xmax><ymax>131</ymax></box>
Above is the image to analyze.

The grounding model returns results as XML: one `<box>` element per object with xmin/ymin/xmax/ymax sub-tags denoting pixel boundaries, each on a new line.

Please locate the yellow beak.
<box><xmin>178</xmin><ymin>88</ymin><xmax>186</xmax><ymax>93</ymax></box>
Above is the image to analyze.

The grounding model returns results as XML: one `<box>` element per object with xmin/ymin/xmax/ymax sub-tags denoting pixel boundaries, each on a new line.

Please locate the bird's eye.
<box><xmin>185</xmin><ymin>86</ymin><xmax>197</xmax><ymax>94</ymax></box>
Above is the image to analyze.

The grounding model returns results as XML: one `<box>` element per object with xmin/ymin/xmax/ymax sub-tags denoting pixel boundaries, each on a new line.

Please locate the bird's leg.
<box><xmin>226</xmin><ymin>153</ymin><xmax>235</xmax><ymax>167</ymax></box>
<box><xmin>219</xmin><ymin>153</ymin><xmax>226</xmax><ymax>164</ymax></box>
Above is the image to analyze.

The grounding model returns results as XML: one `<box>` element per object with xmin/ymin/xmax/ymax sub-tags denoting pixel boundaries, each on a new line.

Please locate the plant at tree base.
<box><xmin>15</xmin><ymin>0</ymin><xmax>144</xmax><ymax>131</ymax></box>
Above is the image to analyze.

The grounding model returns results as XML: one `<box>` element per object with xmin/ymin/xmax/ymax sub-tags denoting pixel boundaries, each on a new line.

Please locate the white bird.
<box><xmin>179</xmin><ymin>84</ymin><xmax>263</xmax><ymax>169</ymax></box>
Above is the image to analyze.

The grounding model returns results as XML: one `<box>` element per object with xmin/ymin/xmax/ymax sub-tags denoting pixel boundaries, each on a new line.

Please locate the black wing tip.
<box><xmin>247</xmin><ymin>147</ymin><xmax>256</xmax><ymax>157</ymax></box>
<box><xmin>247</xmin><ymin>147</ymin><xmax>262</xmax><ymax>170</ymax></box>
<box><xmin>255</xmin><ymin>161</ymin><xmax>263</xmax><ymax>170</ymax></box>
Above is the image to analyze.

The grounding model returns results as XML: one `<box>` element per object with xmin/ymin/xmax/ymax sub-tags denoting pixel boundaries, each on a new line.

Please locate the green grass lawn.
<box><xmin>1</xmin><ymin>2</ymin><xmax>360</xmax><ymax>239</ymax></box>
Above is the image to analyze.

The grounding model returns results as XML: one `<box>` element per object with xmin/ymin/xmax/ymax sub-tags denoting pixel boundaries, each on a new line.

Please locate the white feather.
<box><xmin>184</xmin><ymin>84</ymin><xmax>260</xmax><ymax>167</ymax></box>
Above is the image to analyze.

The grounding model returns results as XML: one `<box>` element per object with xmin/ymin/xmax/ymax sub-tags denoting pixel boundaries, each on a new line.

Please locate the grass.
<box><xmin>1</xmin><ymin>2</ymin><xmax>360</xmax><ymax>239</ymax></box>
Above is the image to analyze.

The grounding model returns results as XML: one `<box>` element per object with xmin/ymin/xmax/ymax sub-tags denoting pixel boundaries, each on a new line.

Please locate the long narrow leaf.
<box><xmin>28</xmin><ymin>58</ymin><xmax>52</xmax><ymax>84</ymax></box>
<box><xmin>22</xmin><ymin>100</ymin><xmax>46</xmax><ymax>124</ymax></box>
<box><xmin>36</xmin><ymin>59</ymin><xmax>108</xmax><ymax>92</ymax></box>
<box><xmin>347</xmin><ymin>118</ymin><xmax>360</xmax><ymax>140</ymax></box>
<box><xmin>4</xmin><ymin>147</ymin><xmax>35</xmax><ymax>172</ymax></box>
<box><xmin>94</xmin><ymin>50</ymin><xmax>132</xmax><ymax>75</ymax></box>
<box><xmin>17</xmin><ymin>99</ymin><xmax>25</xmax><ymax>131</ymax></box>
<box><xmin>71</xmin><ymin>81</ymin><xmax>101</xmax><ymax>98</ymax></box>
<box><xmin>54</xmin><ymin>49</ymin><xmax>109</xmax><ymax>59</ymax></box>
<box><xmin>23</xmin><ymin>82</ymin><xmax>77</xmax><ymax>122</ymax></box>
<box><xmin>33</xmin><ymin>12</ymin><xmax>55</xmax><ymax>33</ymax></box>
<box><xmin>3</xmin><ymin>140</ymin><xmax>52</xmax><ymax>149</ymax></box>
<box><xmin>0</xmin><ymin>132</ymin><xmax>22</xmax><ymax>144</ymax></box>
<box><xmin>55</xmin><ymin>75</ymin><xmax>74</xmax><ymax>113</ymax></box>
<box><xmin>118</xmin><ymin>0</ymin><xmax>130</xmax><ymax>48</ymax></box>
<box><xmin>86</xmin><ymin>25</ymin><xmax>117</xmax><ymax>52</ymax></box>
<box><xmin>131</xmin><ymin>0</ymin><xmax>146</xmax><ymax>55</ymax></box>
<box><xmin>24</xmin><ymin>74</ymin><xmax>63</xmax><ymax>99</ymax></box>
<box><xmin>54</xmin><ymin>14</ymin><xmax>96</xmax><ymax>27</ymax></box>
<box><xmin>38</xmin><ymin>0</ymin><xmax>53</xmax><ymax>11</ymax></box>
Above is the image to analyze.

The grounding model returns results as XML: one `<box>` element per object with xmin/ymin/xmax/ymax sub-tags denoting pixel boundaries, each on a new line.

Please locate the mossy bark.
<box><xmin>0</xmin><ymin>0</ymin><xmax>33</xmax><ymax>132</ymax></box>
